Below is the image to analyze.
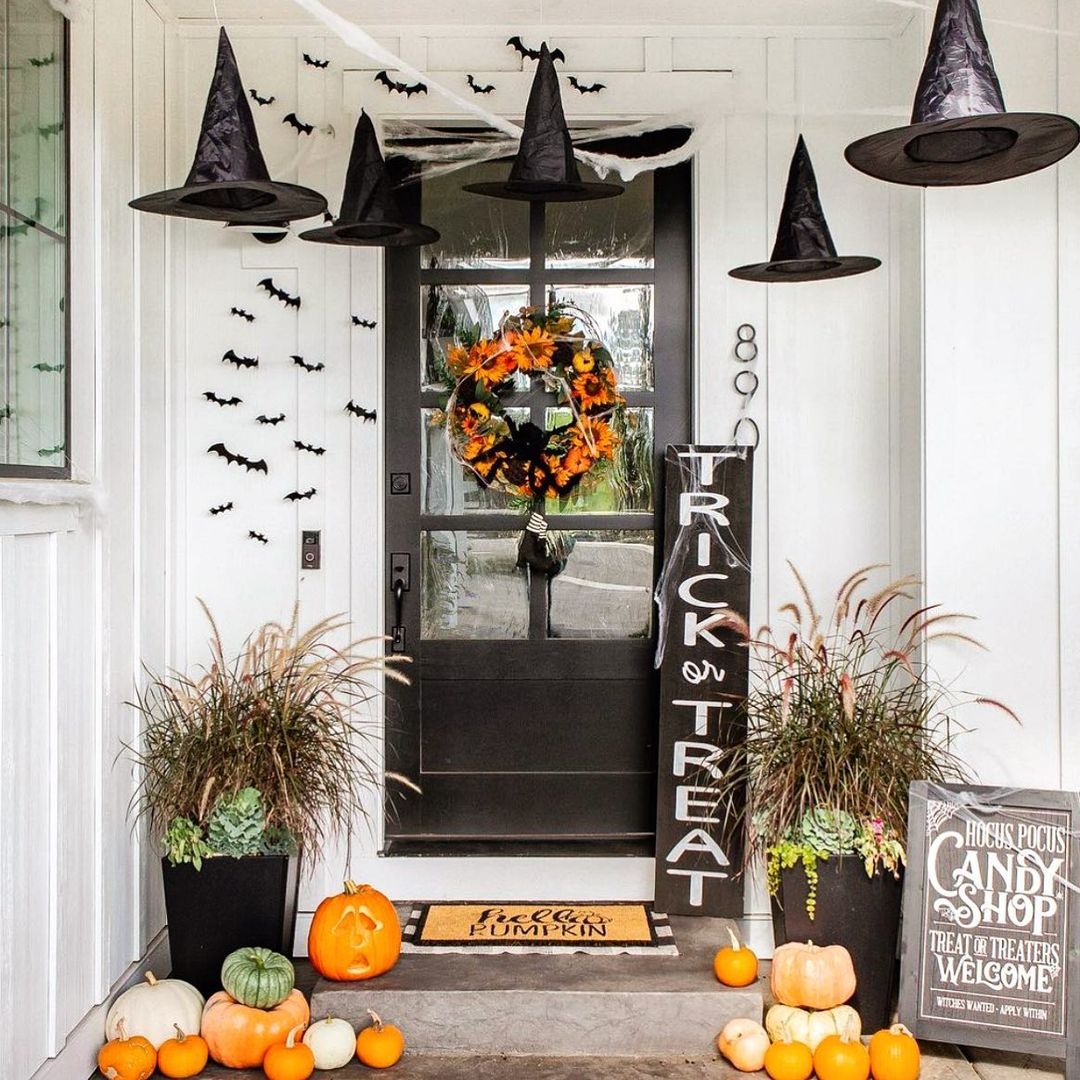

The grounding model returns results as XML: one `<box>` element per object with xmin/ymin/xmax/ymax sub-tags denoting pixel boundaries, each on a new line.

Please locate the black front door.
<box><xmin>384</xmin><ymin>133</ymin><xmax>691</xmax><ymax>851</ymax></box>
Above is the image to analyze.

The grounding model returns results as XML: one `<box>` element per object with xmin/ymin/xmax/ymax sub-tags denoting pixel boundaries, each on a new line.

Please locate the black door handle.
<box><xmin>391</xmin><ymin>577</ymin><xmax>407</xmax><ymax>653</ymax></box>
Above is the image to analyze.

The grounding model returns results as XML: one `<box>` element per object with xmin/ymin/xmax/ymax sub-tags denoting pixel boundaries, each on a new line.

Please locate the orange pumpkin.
<box><xmin>201</xmin><ymin>989</ymin><xmax>310</xmax><ymax>1069</ymax></box>
<box><xmin>770</xmin><ymin>941</ymin><xmax>857</xmax><ymax>1009</ymax></box>
<box><xmin>307</xmin><ymin>881</ymin><xmax>401</xmax><ymax>982</ymax></box>
<box><xmin>713</xmin><ymin>926</ymin><xmax>759</xmax><ymax>987</ymax></box>
<box><xmin>157</xmin><ymin>1024</ymin><xmax>209</xmax><ymax>1078</ymax></box>
<box><xmin>765</xmin><ymin>1039</ymin><xmax>815</xmax><ymax>1080</ymax></box>
<box><xmin>869</xmin><ymin>1024</ymin><xmax>921</xmax><ymax>1080</ymax></box>
<box><xmin>814</xmin><ymin>1033</ymin><xmax>871</xmax><ymax>1080</ymax></box>
<box><xmin>356</xmin><ymin>1010</ymin><xmax>405</xmax><ymax>1069</ymax></box>
<box><xmin>97</xmin><ymin>1022</ymin><xmax>157</xmax><ymax>1080</ymax></box>
<box><xmin>263</xmin><ymin>1023</ymin><xmax>316</xmax><ymax>1080</ymax></box>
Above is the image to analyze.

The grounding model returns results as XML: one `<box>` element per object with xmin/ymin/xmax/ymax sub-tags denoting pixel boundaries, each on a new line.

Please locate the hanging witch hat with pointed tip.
<box><xmin>130</xmin><ymin>28</ymin><xmax>326</xmax><ymax>223</ymax></box>
<box><xmin>300</xmin><ymin>112</ymin><xmax>440</xmax><ymax>246</ymax></box>
<box><xmin>846</xmin><ymin>0</ymin><xmax>1078</xmax><ymax>186</ymax></box>
<box><xmin>729</xmin><ymin>136</ymin><xmax>880</xmax><ymax>283</ymax></box>
<box><xmin>463</xmin><ymin>42</ymin><xmax>623</xmax><ymax>202</ymax></box>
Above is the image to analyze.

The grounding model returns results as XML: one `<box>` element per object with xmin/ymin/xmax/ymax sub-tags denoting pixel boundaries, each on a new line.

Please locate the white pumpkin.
<box><xmin>303</xmin><ymin>1016</ymin><xmax>357</xmax><ymax>1070</ymax></box>
<box><xmin>765</xmin><ymin>1004</ymin><xmax>862</xmax><ymax>1052</ymax></box>
<box><xmin>104</xmin><ymin>971</ymin><xmax>204</xmax><ymax>1049</ymax></box>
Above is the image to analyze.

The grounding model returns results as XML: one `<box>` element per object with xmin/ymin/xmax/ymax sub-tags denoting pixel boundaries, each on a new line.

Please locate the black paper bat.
<box><xmin>0</xmin><ymin>404</ymin><xmax>12</xmax><ymax>420</ymax></box>
<box><xmin>1</xmin><ymin>221</ymin><xmax>29</xmax><ymax>239</ymax></box>
<box><xmin>345</xmin><ymin>401</ymin><xmax>377</xmax><ymax>422</ymax></box>
<box><xmin>294</xmin><ymin>440</ymin><xmax>326</xmax><ymax>456</ymax></box>
<box><xmin>303</xmin><ymin>52</ymin><xmax>329</xmax><ymax>69</ymax></box>
<box><xmin>248</xmin><ymin>530</ymin><xmax>270</xmax><ymax>544</ymax></box>
<box><xmin>209</xmin><ymin>501</ymin><xmax>234</xmax><ymax>515</ymax></box>
<box><xmin>568</xmin><ymin>75</ymin><xmax>605</xmax><ymax>94</ymax></box>
<box><xmin>258</xmin><ymin>278</ymin><xmax>301</xmax><ymax>310</ymax></box>
<box><xmin>33</xmin><ymin>361</ymin><xmax>64</xmax><ymax>372</ymax></box>
<box><xmin>230</xmin><ymin>306</ymin><xmax>255</xmax><ymax>322</ymax></box>
<box><xmin>466</xmin><ymin>74</ymin><xmax>495</xmax><ymax>94</ymax></box>
<box><xmin>249</xmin><ymin>88</ymin><xmax>276</xmax><ymax>106</ymax></box>
<box><xmin>292</xmin><ymin>355</ymin><xmax>325</xmax><ymax>373</ymax></box>
<box><xmin>208</xmin><ymin>442</ymin><xmax>268</xmax><ymax>474</ymax></box>
<box><xmin>256</xmin><ymin>413</ymin><xmax>286</xmax><ymax>425</ymax></box>
<box><xmin>374</xmin><ymin>70</ymin><xmax>427</xmax><ymax>97</ymax></box>
<box><xmin>39</xmin><ymin>121</ymin><xmax>63</xmax><ymax>138</ymax></box>
<box><xmin>204</xmin><ymin>391</ymin><xmax>243</xmax><ymax>407</ymax></box>
<box><xmin>283</xmin><ymin>112</ymin><xmax>315</xmax><ymax>136</ymax></box>
<box><xmin>29</xmin><ymin>52</ymin><xmax>56</xmax><ymax>68</ymax></box>
<box><xmin>38</xmin><ymin>444</ymin><xmax>65</xmax><ymax>457</ymax></box>
<box><xmin>222</xmin><ymin>349</ymin><xmax>259</xmax><ymax>370</ymax></box>
<box><xmin>351</xmin><ymin>316</ymin><xmax>376</xmax><ymax>328</ymax></box>
<box><xmin>507</xmin><ymin>36</ymin><xmax>565</xmax><ymax>63</ymax></box>
<box><xmin>284</xmin><ymin>487</ymin><xmax>317</xmax><ymax>502</ymax></box>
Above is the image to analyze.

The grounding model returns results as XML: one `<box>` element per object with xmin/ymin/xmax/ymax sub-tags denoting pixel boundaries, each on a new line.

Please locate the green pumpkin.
<box><xmin>220</xmin><ymin>946</ymin><xmax>295</xmax><ymax>1008</ymax></box>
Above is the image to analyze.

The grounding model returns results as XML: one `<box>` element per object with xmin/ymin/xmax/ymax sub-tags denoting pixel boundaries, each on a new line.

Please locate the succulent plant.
<box><xmin>163</xmin><ymin>816</ymin><xmax>213</xmax><ymax>869</ymax></box>
<box><xmin>206</xmin><ymin>787</ymin><xmax>266</xmax><ymax>858</ymax></box>
<box><xmin>795</xmin><ymin>808</ymin><xmax>860</xmax><ymax>854</ymax></box>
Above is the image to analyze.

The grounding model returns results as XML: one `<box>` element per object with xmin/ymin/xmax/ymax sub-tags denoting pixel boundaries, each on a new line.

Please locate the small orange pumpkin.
<box><xmin>157</xmin><ymin>1024</ymin><xmax>208</xmax><ymax>1078</ymax></box>
<box><xmin>307</xmin><ymin>881</ymin><xmax>401</xmax><ymax>982</ymax></box>
<box><xmin>356</xmin><ymin>1010</ymin><xmax>405</xmax><ymax>1069</ymax></box>
<box><xmin>263</xmin><ymin>1023</ymin><xmax>316</xmax><ymax>1080</ymax></box>
<box><xmin>201</xmin><ymin>989</ymin><xmax>310</xmax><ymax>1069</ymax></box>
<box><xmin>765</xmin><ymin>1039</ymin><xmax>815</xmax><ymax>1080</ymax></box>
<box><xmin>869</xmin><ymin>1024</ymin><xmax>921</xmax><ymax>1080</ymax></box>
<box><xmin>771</xmin><ymin>941</ymin><xmax>857</xmax><ymax>1009</ymax></box>
<box><xmin>97</xmin><ymin>1021</ymin><xmax>157</xmax><ymax>1080</ymax></box>
<box><xmin>814</xmin><ymin>1033</ymin><xmax>871</xmax><ymax>1080</ymax></box>
<box><xmin>713</xmin><ymin>926</ymin><xmax>759</xmax><ymax>987</ymax></box>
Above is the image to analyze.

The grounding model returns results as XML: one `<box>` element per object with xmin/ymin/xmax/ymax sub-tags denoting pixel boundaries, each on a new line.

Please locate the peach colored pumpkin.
<box><xmin>717</xmin><ymin>1018</ymin><xmax>770</xmax><ymax>1072</ymax></box>
<box><xmin>200</xmin><ymin>989</ymin><xmax>309</xmax><ymax>1069</ymax></box>
<box><xmin>770</xmin><ymin>941</ymin><xmax>857</xmax><ymax>1009</ymax></box>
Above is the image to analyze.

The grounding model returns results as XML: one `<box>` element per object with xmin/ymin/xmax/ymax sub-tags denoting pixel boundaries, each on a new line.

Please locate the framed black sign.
<box><xmin>900</xmin><ymin>782</ymin><xmax>1079</xmax><ymax>1080</ymax></box>
<box><xmin>653</xmin><ymin>445</ymin><xmax>753</xmax><ymax>917</ymax></box>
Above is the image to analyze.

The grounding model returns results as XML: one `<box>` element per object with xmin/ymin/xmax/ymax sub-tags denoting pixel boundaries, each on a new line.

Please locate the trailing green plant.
<box><xmin>126</xmin><ymin>603</ymin><xmax>414</xmax><ymax>866</ymax></box>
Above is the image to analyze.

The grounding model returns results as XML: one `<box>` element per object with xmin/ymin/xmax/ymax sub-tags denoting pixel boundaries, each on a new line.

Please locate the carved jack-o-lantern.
<box><xmin>307</xmin><ymin>880</ymin><xmax>401</xmax><ymax>981</ymax></box>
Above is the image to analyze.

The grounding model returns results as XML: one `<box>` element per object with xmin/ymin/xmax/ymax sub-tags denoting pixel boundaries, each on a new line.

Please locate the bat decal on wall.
<box><xmin>204</xmin><ymin>391</ymin><xmax>243</xmax><ymax>407</ymax></box>
<box><xmin>29</xmin><ymin>53</ymin><xmax>56</xmax><ymax>67</ymax></box>
<box><xmin>507</xmin><ymin>36</ymin><xmax>565</xmax><ymax>63</ymax></box>
<box><xmin>374</xmin><ymin>70</ymin><xmax>427</xmax><ymax>96</ymax></box>
<box><xmin>283</xmin><ymin>112</ymin><xmax>315</xmax><ymax>136</ymax></box>
<box><xmin>258</xmin><ymin>278</ymin><xmax>301</xmax><ymax>309</ymax></box>
<box><xmin>38</xmin><ymin>444</ymin><xmax>65</xmax><ymax>457</ymax></box>
<box><xmin>294</xmin><ymin>440</ymin><xmax>326</xmax><ymax>456</ymax></box>
<box><xmin>351</xmin><ymin>315</ymin><xmax>376</xmax><ymax>328</ymax></box>
<box><xmin>567</xmin><ymin>75</ymin><xmax>605</xmax><ymax>94</ymax></box>
<box><xmin>249</xmin><ymin>88</ymin><xmax>276</xmax><ymax>106</ymax></box>
<box><xmin>466</xmin><ymin>74</ymin><xmax>495</xmax><ymax>94</ymax></box>
<box><xmin>345</xmin><ymin>401</ymin><xmax>377</xmax><ymax>422</ymax></box>
<box><xmin>292</xmin><ymin>355</ymin><xmax>325</xmax><ymax>373</ymax></box>
<box><xmin>230</xmin><ymin>306</ymin><xmax>255</xmax><ymax>322</ymax></box>
<box><xmin>33</xmin><ymin>361</ymin><xmax>64</xmax><ymax>372</ymax></box>
<box><xmin>256</xmin><ymin>413</ymin><xmax>286</xmax><ymax>425</ymax></box>
<box><xmin>284</xmin><ymin>487</ymin><xmax>317</xmax><ymax>501</ymax></box>
<box><xmin>248</xmin><ymin>530</ymin><xmax>270</xmax><ymax>544</ymax></box>
<box><xmin>0</xmin><ymin>404</ymin><xmax>12</xmax><ymax>420</ymax></box>
<box><xmin>303</xmin><ymin>52</ymin><xmax>330</xmax><ymax>68</ymax></box>
<box><xmin>209</xmin><ymin>501</ymin><xmax>234</xmax><ymax>515</ymax></box>
<box><xmin>39</xmin><ymin>121</ymin><xmax>64</xmax><ymax>138</ymax></box>
<box><xmin>208</xmin><ymin>443</ymin><xmax>269</xmax><ymax>474</ymax></box>
<box><xmin>222</xmin><ymin>349</ymin><xmax>259</xmax><ymax>370</ymax></box>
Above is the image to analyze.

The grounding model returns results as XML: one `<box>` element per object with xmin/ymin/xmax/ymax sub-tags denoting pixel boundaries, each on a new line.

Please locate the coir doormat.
<box><xmin>401</xmin><ymin>902</ymin><xmax>678</xmax><ymax>956</ymax></box>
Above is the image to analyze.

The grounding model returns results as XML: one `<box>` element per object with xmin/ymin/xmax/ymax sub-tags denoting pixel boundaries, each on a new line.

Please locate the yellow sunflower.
<box><xmin>572</xmin><ymin>367</ymin><xmax>620</xmax><ymax>411</ymax></box>
<box><xmin>573</xmin><ymin>417</ymin><xmax>619</xmax><ymax>459</ymax></box>
<box><xmin>462</xmin><ymin>338</ymin><xmax>516</xmax><ymax>389</ymax></box>
<box><xmin>506</xmin><ymin>326</ymin><xmax>557</xmax><ymax>372</ymax></box>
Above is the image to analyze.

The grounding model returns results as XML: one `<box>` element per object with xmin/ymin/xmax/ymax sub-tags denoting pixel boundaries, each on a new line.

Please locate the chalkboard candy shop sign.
<box><xmin>900</xmin><ymin>782</ymin><xmax>1079</xmax><ymax>1075</ymax></box>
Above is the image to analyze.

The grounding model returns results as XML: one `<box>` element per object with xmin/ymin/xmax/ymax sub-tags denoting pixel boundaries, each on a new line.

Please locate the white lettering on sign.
<box><xmin>697</xmin><ymin>532</ymin><xmax>711</xmax><ymax>567</ymax></box>
<box><xmin>677</xmin><ymin>572</ymin><xmax>731</xmax><ymax>609</ymax></box>
<box><xmin>673</xmin><ymin>740</ymin><xmax>725</xmax><ymax>780</ymax></box>
<box><xmin>667</xmin><ymin>868</ymin><xmax>730</xmax><ymax>906</ymax></box>
<box><xmin>679</xmin><ymin>491</ymin><xmax>730</xmax><ymax>528</ymax></box>
<box><xmin>676</xmin><ymin>449</ymin><xmax>738</xmax><ymax>484</ymax></box>
<box><xmin>683</xmin><ymin>611</ymin><xmax>729</xmax><ymax>648</ymax></box>
<box><xmin>680</xmin><ymin>661</ymin><xmax>726</xmax><ymax>685</ymax></box>
<box><xmin>672</xmin><ymin>699</ymin><xmax>731</xmax><ymax>735</ymax></box>
<box><xmin>667</xmin><ymin>827</ymin><xmax>731</xmax><ymax>865</ymax></box>
<box><xmin>675</xmin><ymin>785</ymin><xmax>723</xmax><ymax>824</ymax></box>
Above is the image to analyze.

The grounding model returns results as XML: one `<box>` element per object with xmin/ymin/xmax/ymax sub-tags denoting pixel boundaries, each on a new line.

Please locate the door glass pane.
<box><xmin>550</xmin><ymin>284</ymin><xmax>654</xmax><ymax>391</ymax></box>
<box><xmin>421</xmin><ymin>160</ymin><xmax>529</xmax><ymax>270</ymax></box>
<box><xmin>422</xmin><ymin>282</ymin><xmax>530</xmax><ymax>391</ymax></box>
<box><xmin>543</xmin><ymin>406</ymin><xmax>654</xmax><ymax>514</ymax></box>
<box><xmin>422</xmin><ymin>530</ymin><xmax>530</xmax><ymax>640</ymax></box>
<box><xmin>423</xmin><ymin>407</ymin><xmax>533</xmax><ymax>514</ymax></box>
<box><xmin>546</xmin><ymin>170</ymin><xmax>653</xmax><ymax>270</ymax></box>
<box><xmin>548</xmin><ymin>530</ymin><xmax>654</xmax><ymax>639</ymax></box>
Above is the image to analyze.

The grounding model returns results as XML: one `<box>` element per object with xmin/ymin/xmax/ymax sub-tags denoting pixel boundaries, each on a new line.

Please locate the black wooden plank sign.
<box><xmin>900</xmin><ymin>782</ymin><xmax>1079</xmax><ymax>1080</ymax></box>
<box><xmin>653</xmin><ymin>445</ymin><xmax>752</xmax><ymax>917</ymax></box>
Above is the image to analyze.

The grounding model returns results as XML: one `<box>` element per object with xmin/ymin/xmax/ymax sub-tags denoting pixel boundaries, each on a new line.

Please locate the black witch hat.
<box><xmin>300</xmin><ymin>112</ymin><xmax>439</xmax><ymax>246</ymax></box>
<box><xmin>130</xmin><ymin>28</ymin><xmax>326</xmax><ymax>223</ymax></box>
<box><xmin>729</xmin><ymin>136</ymin><xmax>880</xmax><ymax>283</ymax></box>
<box><xmin>463</xmin><ymin>43</ymin><xmax>623</xmax><ymax>202</ymax></box>
<box><xmin>845</xmin><ymin>0</ymin><xmax>1078</xmax><ymax>186</ymax></box>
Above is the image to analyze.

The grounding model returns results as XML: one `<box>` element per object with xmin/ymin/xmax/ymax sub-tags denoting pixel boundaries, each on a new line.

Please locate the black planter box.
<box><xmin>162</xmin><ymin>854</ymin><xmax>299</xmax><ymax>996</ymax></box>
<box><xmin>772</xmin><ymin>856</ymin><xmax>903</xmax><ymax>1030</ymax></box>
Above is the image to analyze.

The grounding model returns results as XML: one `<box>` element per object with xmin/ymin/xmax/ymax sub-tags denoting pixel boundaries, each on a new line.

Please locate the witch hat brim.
<box><xmin>130</xmin><ymin>28</ymin><xmax>326</xmax><ymax>223</ymax></box>
<box><xmin>463</xmin><ymin>42</ymin><xmax>623</xmax><ymax>202</ymax></box>
<box><xmin>729</xmin><ymin>135</ymin><xmax>880</xmax><ymax>284</ymax></box>
<box><xmin>845</xmin><ymin>0</ymin><xmax>1079</xmax><ymax>186</ymax></box>
<box><xmin>300</xmin><ymin>112</ymin><xmax>440</xmax><ymax>246</ymax></box>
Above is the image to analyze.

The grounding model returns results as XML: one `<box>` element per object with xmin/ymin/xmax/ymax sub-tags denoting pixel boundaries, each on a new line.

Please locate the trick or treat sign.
<box><xmin>900</xmin><ymin>782</ymin><xmax>1080</xmax><ymax>1078</ymax></box>
<box><xmin>653</xmin><ymin>446</ymin><xmax>753</xmax><ymax>918</ymax></box>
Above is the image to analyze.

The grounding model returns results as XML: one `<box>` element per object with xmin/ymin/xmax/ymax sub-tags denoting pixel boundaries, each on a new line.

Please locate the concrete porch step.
<box><xmin>310</xmin><ymin>914</ymin><xmax>763</xmax><ymax>1058</ymax></box>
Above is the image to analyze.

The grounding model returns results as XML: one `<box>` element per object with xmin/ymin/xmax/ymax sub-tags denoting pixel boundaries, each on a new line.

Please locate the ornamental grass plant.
<box><xmin>126</xmin><ymin>603</ymin><xmax>412</xmax><ymax>866</ymax></box>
